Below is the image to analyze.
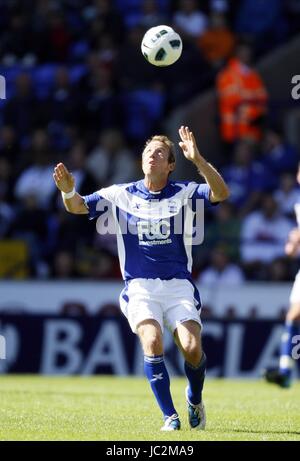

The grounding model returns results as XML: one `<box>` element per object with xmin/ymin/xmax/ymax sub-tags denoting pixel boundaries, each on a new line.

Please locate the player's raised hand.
<box><xmin>285</xmin><ymin>228</ymin><xmax>300</xmax><ymax>257</ymax></box>
<box><xmin>53</xmin><ymin>163</ymin><xmax>75</xmax><ymax>193</ymax></box>
<box><xmin>289</xmin><ymin>228</ymin><xmax>300</xmax><ymax>244</ymax></box>
<box><xmin>178</xmin><ymin>126</ymin><xmax>201</xmax><ymax>164</ymax></box>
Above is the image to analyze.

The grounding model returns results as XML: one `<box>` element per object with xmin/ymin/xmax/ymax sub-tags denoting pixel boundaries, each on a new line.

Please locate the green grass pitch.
<box><xmin>0</xmin><ymin>375</ymin><xmax>299</xmax><ymax>441</ymax></box>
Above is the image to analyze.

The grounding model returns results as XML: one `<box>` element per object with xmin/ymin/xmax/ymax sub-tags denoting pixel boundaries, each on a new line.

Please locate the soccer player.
<box><xmin>53</xmin><ymin>126</ymin><xmax>230</xmax><ymax>430</ymax></box>
<box><xmin>264</xmin><ymin>165</ymin><xmax>300</xmax><ymax>388</ymax></box>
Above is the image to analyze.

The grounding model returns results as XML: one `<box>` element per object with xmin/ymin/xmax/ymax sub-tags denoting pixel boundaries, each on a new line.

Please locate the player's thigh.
<box><xmin>120</xmin><ymin>279</ymin><xmax>164</xmax><ymax>334</ymax></box>
<box><xmin>137</xmin><ymin>319</ymin><xmax>164</xmax><ymax>356</ymax></box>
<box><xmin>287</xmin><ymin>303</ymin><xmax>300</xmax><ymax>322</ymax></box>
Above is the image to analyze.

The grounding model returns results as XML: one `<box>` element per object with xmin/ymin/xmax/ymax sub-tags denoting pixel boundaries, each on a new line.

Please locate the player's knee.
<box><xmin>137</xmin><ymin>320</ymin><xmax>163</xmax><ymax>355</ymax></box>
<box><xmin>142</xmin><ymin>335</ymin><xmax>163</xmax><ymax>355</ymax></box>
<box><xmin>181</xmin><ymin>338</ymin><xmax>202</xmax><ymax>366</ymax></box>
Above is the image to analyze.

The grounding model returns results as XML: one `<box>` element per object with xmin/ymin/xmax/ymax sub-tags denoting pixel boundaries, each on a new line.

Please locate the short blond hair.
<box><xmin>144</xmin><ymin>135</ymin><xmax>176</xmax><ymax>164</ymax></box>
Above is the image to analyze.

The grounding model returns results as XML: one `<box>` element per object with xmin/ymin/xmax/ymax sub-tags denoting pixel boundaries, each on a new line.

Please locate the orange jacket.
<box><xmin>216</xmin><ymin>58</ymin><xmax>268</xmax><ymax>142</ymax></box>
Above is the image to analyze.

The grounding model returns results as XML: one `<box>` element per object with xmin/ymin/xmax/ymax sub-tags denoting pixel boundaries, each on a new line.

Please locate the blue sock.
<box><xmin>279</xmin><ymin>321</ymin><xmax>298</xmax><ymax>378</ymax></box>
<box><xmin>144</xmin><ymin>355</ymin><xmax>177</xmax><ymax>418</ymax></box>
<box><xmin>184</xmin><ymin>352</ymin><xmax>207</xmax><ymax>406</ymax></box>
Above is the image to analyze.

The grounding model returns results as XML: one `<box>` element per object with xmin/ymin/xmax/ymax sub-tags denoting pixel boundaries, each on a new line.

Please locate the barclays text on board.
<box><xmin>1</xmin><ymin>315</ymin><xmax>299</xmax><ymax>378</ymax></box>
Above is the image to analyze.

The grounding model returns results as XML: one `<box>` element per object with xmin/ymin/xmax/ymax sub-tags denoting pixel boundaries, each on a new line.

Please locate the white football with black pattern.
<box><xmin>141</xmin><ymin>25</ymin><xmax>183</xmax><ymax>67</ymax></box>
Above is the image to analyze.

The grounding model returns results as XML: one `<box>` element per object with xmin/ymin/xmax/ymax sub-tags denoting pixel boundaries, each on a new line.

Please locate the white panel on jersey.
<box><xmin>111</xmin><ymin>203</ymin><xmax>126</xmax><ymax>278</ymax></box>
<box><xmin>294</xmin><ymin>203</ymin><xmax>300</xmax><ymax>228</ymax></box>
<box><xmin>97</xmin><ymin>182</ymin><xmax>200</xmax><ymax>220</ymax></box>
<box><xmin>183</xmin><ymin>201</ymin><xmax>194</xmax><ymax>273</ymax></box>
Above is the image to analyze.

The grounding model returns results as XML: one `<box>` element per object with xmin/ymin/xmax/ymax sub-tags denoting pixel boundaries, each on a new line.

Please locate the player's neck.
<box><xmin>144</xmin><ymin>175</ymin><xmax>168</xmax><ymax>193</ymax></box>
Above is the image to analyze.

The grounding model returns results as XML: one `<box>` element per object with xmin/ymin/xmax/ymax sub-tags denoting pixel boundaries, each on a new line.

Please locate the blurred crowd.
<box><xmin>0</xmin><ymin>0</ymin><xmax>300</xmax><ymax>282</ymax></box>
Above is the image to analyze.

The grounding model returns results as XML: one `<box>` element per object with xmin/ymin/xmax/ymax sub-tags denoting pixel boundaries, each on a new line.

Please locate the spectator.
<box><xmin>285</xmin><ymin>0</ymin><xmax>300</xmax><ymax>37</ymax></box>
<box><xmin>45</xmin><ymin>67</ymin><xmax>80</xmax><ymax>151</ymax></box>
<box><xmin>0</xmin><ymin>200</ymin><xmax>14</xmax><ymax>238</ymax></box>
<box><xmin>224</xmin><ymin>306</ymin><xmax>237</xmax><ymax>319</ymax></box>
<box><xmin>10</xmin><ymin>193</ymin><xmax>48</xmax><ymax>276</ymax></box>
<box><xmin>0</xmin><ymin>12</ymin><xmax>35</xmax><ymax>63</ymax></box>
<box><xmin>274</xmin><ymin>172</ymin><xmax>300</xmax><ymax>219</ymax></box>
<box><xmin>235</xmin><ymin>0</ymin><xmax>287</xmax><ymax>55</ymax></box>
<box><xmin>197</xmin><ymin>247</ymin><xmax>245</xmax><ymax>286</ymax></box>
<box><xmin>197</xmin><ymin>12</ymin><xmax>236</xmax><ymax>68</ymax></box>
<box><xmin>216</xmin><ymin>42</ymin><xmax>268</xmax><ymax>148</ymax></box>
<box><xmin>44</xmin><ymin>9</ymin><xmax>71</xmax><ymax>62</ymax></box>
<box><xmin>78</xmin><ymin>65</ymin><xmax>124</xmax><ymax>139</ymax></box>
<box><xmin>65</xmin><ymin>141</ymin><xmax>98</xmax><ymax>196</ymax></box>
<box><xmin>91</xmin><ymin>33</ymin><xmax>117</xmax><ymax>69</ymax></box>
<box><xmin>199</xmin><ymin>304</ymin><xmax>214</xmax><ymax>319</ymax></box>
<box><xmin>86</xmin><ymin>129</ymin><xmax>137</xmax><ymax>186</ymax></box>
<box><xmin>49</xmin><ymin>208</ymin><xmax>94</xmax><ymax>256</ymax></box>
<box><xmin>278</xmin><ymin>307</ymin><xmax>288</xmax><ymax>321</ymax></box>
<box><xmin>210</xmin><ymin>0</ymin><xmax>229</xmax><ymax>13</ymax></box>
<box><xmin>51</xmin><ymin>250</ymin><xmax>79</xmax><ymax>279</ymax></box>
<box><xmin>205</xmin><ymin>201</ymin><xmax>241</xmax><ymax>260</ymax></box>
<box><xmin>119</xmin><ymin>0</ymin><xmax>168</xmax><ymax>30</ymax></box>
<box><xmin>3</xmin><ymin>74</ymin><xmax>43</xmax><ymax>143</ymax></box>
<box><xmin>61</xmin><ymin>302</ymin><xmax>88</xmax><ymax>316</ymax></box>
<box><xmin>78</xmin><ymin>51</ymin><xmax>108</xmax><ymax>107</ymax></box>
<box><xmin>0</xmin><ymin>126</ymin><xmax>20</xmax><ymax>167</ymax></box>
<box><xmin>46</xmin><ymin>67</ymin><xmax>78</xmax><ymax>128</ymax></box>
<box><xmin>241</xmin><ymin>194</ymin><xmax>293</xmax><ymax>274</ymax></box>
<box><xmin>90</xmin><ymin>249</ymin><xmax>121</xmax><ymax>279</ymax></box>
<box><xmin>173</xmin><ymin>0</ymin><xmax>208</xmax><ymax>40</ymax></box>
<box><xmin>140</xmin><ymin>0</ymin><xmax>168</xmax><ymax>29</ymax></box>
<box><xmin>14</xmin><ymin>130</ymin><xmax>56</xmax><ymax>209</ymax></box>
<box><xmin>0</xmin><ymin>154</ymin><xmax>15</xmax><ymax>204</ymax></box>
<box><xmin>117</xmin><ymin>25</ymin><xmax>157</xmax><ymax>90</ymax></box>
<box><xmin>0</xmin><ymin>157</ymin><xmax>15</xmax><ymax>237</ymax></box>
<box><xmin>31</xmin><ymin>0</ymin><xmax>59</xmax><ymax>62</ymax></box>
<box><xmin>84</xmin><ymin>0</ymin><xmax>125</xmax><ymax>46</ymax></box>
<box><xmin>161</xmin><ymin>40</ymin><xmax>211</xmax><ymax>108</ymax></box>
<box><xmin>247</xmin><ymin>306</ymin><xmax>258</xmax><ymax>319</ymax></box>
<box><xmin>268</xmin><ymin>257</ymin><xmax>291</xmax><ymax>282</ymax></box>
<box><xmin>99</xmin><ymin>303</ymin><xmax>121</xmax><ymax>317</ymax></box>
<box><xmin>48</xmin><ymin>142</ymin><xmax>97</xmax><ymax>255</ymax></box>
<box><xmin>221</xmin><ymin>140</ymin><xmax>273</xmax><ymax>216</ymax></box>
<box><xmin>260</xmin><ymin>128</ymin><xmax>299</xmax><ymax>177</ymax></box>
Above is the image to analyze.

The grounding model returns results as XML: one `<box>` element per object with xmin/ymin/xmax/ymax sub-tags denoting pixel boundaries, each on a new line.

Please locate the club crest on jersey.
<box><xmin>167</xmin><ymin>200</ymin><xmax>178</xmax><ymax>214</ymax></box>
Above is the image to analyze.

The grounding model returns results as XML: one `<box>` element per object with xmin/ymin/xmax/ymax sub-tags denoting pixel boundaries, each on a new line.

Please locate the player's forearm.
<box><xmin>193</xmin><ymin>157</ymin><xmax>230</xmax><ymax>202</ymax></box>
<box><xmin>62</xmin><ymin>192</ymin><xmax>88</xmax><ymax>214</ymax></box>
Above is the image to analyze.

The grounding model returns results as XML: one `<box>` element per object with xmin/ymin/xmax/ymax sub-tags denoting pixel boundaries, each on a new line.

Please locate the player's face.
<box><xmin>142</xmin><ymin>141</ymin><xmax>174</xmax><ymax>176</ymax></box>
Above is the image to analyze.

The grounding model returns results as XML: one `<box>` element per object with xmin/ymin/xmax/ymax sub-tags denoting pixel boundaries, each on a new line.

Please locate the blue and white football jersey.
<box><xmin>83</xmin><ymin>179</ymin><xmax>213</xmax><ymax>289</ymax></box>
